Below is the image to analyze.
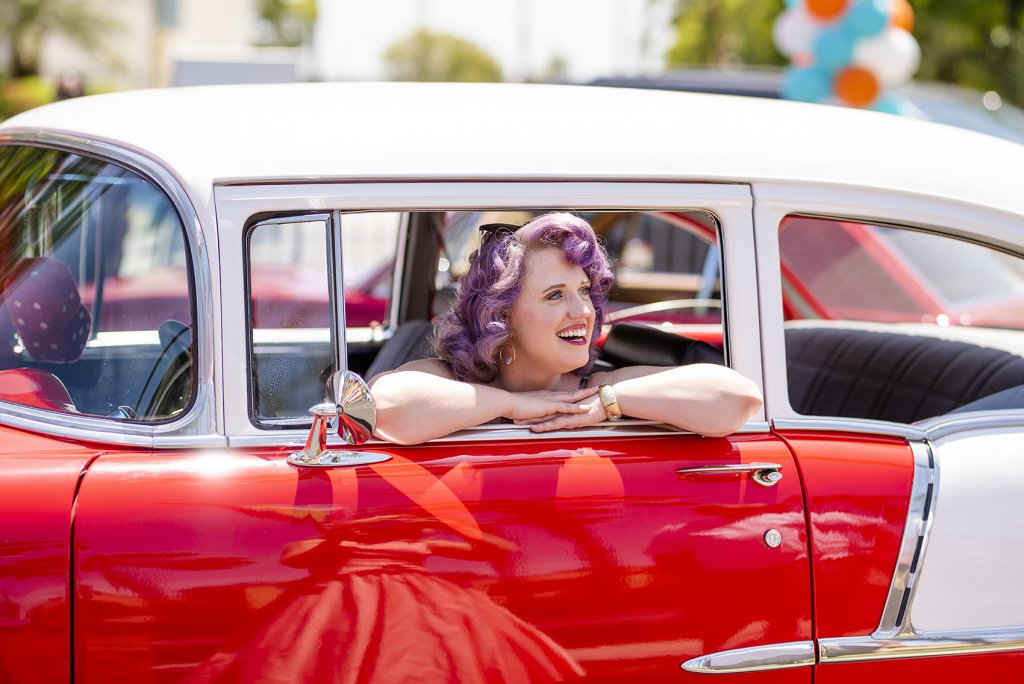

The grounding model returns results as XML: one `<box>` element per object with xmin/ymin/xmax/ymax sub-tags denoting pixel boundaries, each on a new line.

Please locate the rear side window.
<box><xmin>0</xmin><ymin>145</ymin><xmax>194</xmax><ymax>421</ymax></box>
<box><xmin>779</xmin><ymin>215</ymin><xmax>1024</xmax><ymax>423</ymax></box>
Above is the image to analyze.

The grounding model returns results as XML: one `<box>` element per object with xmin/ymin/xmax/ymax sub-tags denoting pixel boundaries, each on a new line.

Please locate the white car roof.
<box><xmin>2</xmin><ymin>81</ymin><xmax>1021</xmax><ymax>216</ymax></box>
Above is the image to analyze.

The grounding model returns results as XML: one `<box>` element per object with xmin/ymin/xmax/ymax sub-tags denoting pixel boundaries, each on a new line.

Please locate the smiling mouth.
<box><xmin>557</xmin><ymin>327</ymin><xmax>588</xmax><ymax>345</ymax></box>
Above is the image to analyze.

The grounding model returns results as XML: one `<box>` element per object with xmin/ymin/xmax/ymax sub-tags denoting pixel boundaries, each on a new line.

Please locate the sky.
<box><xmin>313</xmin><ymin>0</ymin><xmax>675</xmax><ymax>83</ymax></box>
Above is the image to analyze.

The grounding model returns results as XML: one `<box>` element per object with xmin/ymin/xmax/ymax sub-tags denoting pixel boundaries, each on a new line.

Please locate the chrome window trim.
<box><xmin>681</xmin><ymin>640</ymin><xmax>815</xmax><ymax>674</ymax></box>
<box><xmin>772</xmin><ymin>417</ymin><xmax>928</xmax><ymax>441</ymax></box>
<box><xmin>226</xmin><ymin>419</ymin><xmax>773</xmax><ymax>449</ymax></box>
<box><xmin>245</xmin><ymin>213</ymin><xmax>334</xmax><ymax>428</ymax></box>
<box><xmin>0</xmin><ymin>130</ymin><xmax>221</xmax><ymax>447</ymax></box>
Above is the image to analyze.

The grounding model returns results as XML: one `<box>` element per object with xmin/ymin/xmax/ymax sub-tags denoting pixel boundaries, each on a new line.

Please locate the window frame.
<box><xmin>0</xmin><ymin>134</ymin><xmax>219</xmax><ymax>447</ymax></box>
<box><xmin>755</xmin><ymin>181</ymin><xmax>1024</xmax><ymax>441</ymax></box>
<box><xmin>215</xmin><ymin>181</ymin><xmax>763</xmax><ymax>447</ymax></box>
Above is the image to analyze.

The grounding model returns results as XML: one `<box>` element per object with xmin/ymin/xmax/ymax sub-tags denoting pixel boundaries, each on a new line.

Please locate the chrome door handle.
<box><xmin>675</xmin><ymin>462</ymin><xmax>783</xmax><ymax>487</ymax></box>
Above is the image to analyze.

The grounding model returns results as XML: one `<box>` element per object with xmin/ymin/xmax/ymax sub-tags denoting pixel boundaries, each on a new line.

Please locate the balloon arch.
<box><xmin>773</xmin><ymin>0</ymin><xmax>920</xmax><ymax>113</ymax></box>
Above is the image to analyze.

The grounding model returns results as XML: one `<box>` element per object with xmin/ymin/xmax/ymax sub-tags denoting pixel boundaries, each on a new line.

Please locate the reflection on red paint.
<box><xmin>556</xmin><ymin>448</ymin><xmax>625</xmax><ymax>500</ymax></box>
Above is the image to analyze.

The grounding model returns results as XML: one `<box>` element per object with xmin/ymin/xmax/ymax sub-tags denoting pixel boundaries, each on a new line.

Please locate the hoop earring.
<box><xmin>499</xmin><ymin>344</ymin><xmax>516</xmax><ymax>366</ymax></box>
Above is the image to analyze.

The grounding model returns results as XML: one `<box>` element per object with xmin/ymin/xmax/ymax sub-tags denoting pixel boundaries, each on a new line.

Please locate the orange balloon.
<box><xmin>890</xmin><ymin>0</ymin><xmax>915</xmax><ymax>32</ymax></box>
<box><xmin>806</xmin><ymin>0</ymin><xmax>848</xmax><ymax>20</ymax></box>
<box><xmin>835</xmin><ymin>66</ymin><xmax>880</xmax><ymax>107</ymax></box>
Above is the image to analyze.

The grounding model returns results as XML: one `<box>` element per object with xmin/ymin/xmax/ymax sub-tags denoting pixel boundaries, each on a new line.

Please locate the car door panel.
<box><xmin>777</xmin><ymin>432</ymin><xmax>914</xmax><ymax>638</ymax></box>
<box><xmin>0</xmin><ymin>425</ymin><xmax>97</xmax><ymax>684</ymax></box>
<box><xmin>73</xmin><ymin>433</ymin><xmax>808</xmax><ymax>681</ymax></box>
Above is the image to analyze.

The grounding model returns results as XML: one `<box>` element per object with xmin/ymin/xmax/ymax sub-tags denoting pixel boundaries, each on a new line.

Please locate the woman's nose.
<box><xmin>567</xmin><ymin>292</ymin><xmax>592</xmax><ymax>318</ymax></box>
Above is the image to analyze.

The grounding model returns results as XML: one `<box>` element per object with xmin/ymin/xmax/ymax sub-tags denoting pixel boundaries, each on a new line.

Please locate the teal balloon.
<box><xmin>813</xmin><ymin>27</ymin><xmax>855</xmax><ymax>72</ymax></box>
<box><xmin>872</xmin><ymin>94</ymin><xmax>907</xmax><ymax>115</ymax></box>
<box><xmin>845</xmin><ymin>0</ymin><xmax>890</xmax><ymax>37</ymax></box>
<box><xmin>782</xmin><ymin>67</ymin><xmax>831</xmax><ymax>103</ymax></box>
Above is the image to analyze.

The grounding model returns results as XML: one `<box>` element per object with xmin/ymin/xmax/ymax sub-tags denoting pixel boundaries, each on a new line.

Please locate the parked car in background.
<box><xmin>2</xmin><ymin>82</ymin><xmax>1024</xmax><ymax>681</ymax></box>
<box><xmin>589</xmin><ymin>67</ymin><xmax>1024</xmax><ymax>144</ymax></box>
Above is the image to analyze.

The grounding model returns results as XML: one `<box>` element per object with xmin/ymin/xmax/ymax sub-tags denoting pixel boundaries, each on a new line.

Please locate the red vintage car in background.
<box><xmin>2</xmin><ymin>82</ymin><xmax>1024</xmax><ymax>682</ymax></box>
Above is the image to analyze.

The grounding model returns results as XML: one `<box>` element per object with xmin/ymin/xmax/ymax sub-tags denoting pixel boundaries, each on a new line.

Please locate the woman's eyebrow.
<box><xmin>542</xmin><ymin>283</ymin><xmax>566</xmax><ymax>293</ymax></box>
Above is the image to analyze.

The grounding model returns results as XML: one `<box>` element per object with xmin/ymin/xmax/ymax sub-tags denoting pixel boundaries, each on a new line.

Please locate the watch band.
<box><xmin>598</xmin><ymin>384</ymin><xmax>623</xmax><ymax>421</ymax></box>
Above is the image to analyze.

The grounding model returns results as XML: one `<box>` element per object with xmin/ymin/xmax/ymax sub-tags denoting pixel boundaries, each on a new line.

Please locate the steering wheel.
<box><xmin>133</xmin><ymin>320</ymin><xmax>193</xmax><ymax>420</ymax></box>
<box><xmin>603</xmin><ymin>299</ymin><xmax>723</xmax><ymax>325</ymax></box>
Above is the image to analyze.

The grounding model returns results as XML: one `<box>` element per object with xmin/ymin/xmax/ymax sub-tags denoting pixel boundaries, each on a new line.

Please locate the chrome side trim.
<box><xmin>872</xmin><ymin>440</ymin><xmax>937</xmax><ymax>637</ymax></box>
<box><xmin>0</xmin><ymin>130</ymin><xmax>220</xmax><ymax>446</ymax></box>
<box><xmin>681</xmin><ymin>640</ymin><xmax>815</xmax><ymax>674</ymax></box>
<box><xmin>820</xmin><ymin>628</ymin><xmax>1024</xmax><ymax>663</ymax></box>
<box><xmin>920</xmin><ymin>410</ymin><xmax>1024</xmax><ymax>441</ymax></box>
<box><xmin>772</xmin><ymin>417</ymin><xmax>927</xmax><ymax>441</ymax></box>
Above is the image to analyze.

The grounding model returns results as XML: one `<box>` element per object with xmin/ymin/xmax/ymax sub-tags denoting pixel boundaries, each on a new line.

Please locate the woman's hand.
<box><xmin>513</xmin><ymin>392</ymin><xmax>607</xmax><ymax>431</ymax></box>
<box><xmin>503</xmin><ymin>386</ymin><xmax>599</xmax><ymax>422</ymax></box>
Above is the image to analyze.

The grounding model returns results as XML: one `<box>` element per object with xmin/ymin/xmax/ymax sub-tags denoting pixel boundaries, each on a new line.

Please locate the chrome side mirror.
<box><xmin>287</xmin><ymin>370</ymin><xmax>387</xmax><ymax>468</ymax></box>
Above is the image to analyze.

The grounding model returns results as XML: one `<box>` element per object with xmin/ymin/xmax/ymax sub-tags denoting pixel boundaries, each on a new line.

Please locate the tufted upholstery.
<box><xmin>786</xmin><ymin>327</ymin><xmax>1024</xmax><ymax>423</ymax></box>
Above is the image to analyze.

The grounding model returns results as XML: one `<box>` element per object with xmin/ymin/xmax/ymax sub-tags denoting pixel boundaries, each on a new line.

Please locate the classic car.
<box><xmin>1</xmin><ymin>82</ymin><xmax>1023</xmax><ymax>682</ymax></box>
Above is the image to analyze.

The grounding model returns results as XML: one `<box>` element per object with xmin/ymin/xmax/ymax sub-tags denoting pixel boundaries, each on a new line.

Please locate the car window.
<box><xmin>246</xmin><ymin>212</ymin><xmax>398</xmax><ymax>424</ymax></box>
<box><xmin>0</xmin><ymin>145</ymin><xmax>194</xmax><ymax>421</ymax></box>
<box><xmin>779</xmin><ymin>215</ymin><xmax>1024</xmax><ymax>423</ymax></box>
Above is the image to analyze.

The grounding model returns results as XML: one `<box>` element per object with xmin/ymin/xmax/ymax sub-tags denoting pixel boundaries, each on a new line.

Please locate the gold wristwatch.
<box><xmin>598</xmin><ymin>384</ymin><xmax>622</xmax><ymax>421</ymax></box>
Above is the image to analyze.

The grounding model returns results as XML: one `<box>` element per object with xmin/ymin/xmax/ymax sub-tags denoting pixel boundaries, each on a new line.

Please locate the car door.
<box><xmin>69</xmin><ymin>182</ymin><xmax>813</xmax><ymax>681</ymax></box>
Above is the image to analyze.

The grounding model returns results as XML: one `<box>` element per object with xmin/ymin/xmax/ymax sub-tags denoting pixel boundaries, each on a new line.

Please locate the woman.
<box><xmin>370</xmin><ymin>213</ymin><xmax>762</xmax><ymax>445</ymax></box>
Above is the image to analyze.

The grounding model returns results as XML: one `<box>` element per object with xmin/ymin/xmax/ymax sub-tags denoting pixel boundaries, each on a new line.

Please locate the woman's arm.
<box><xmin>524</xmin><ymin>364</ymin><xmax>763</xmax><ymax>437</ymax></box>
<box><xmin>368</xmin><ymin>359</ymin><xmax>595</xmax><ymax>445</ymax></box>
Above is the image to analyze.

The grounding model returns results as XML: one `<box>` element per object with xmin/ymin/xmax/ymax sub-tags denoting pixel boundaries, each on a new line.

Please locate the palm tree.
<box><xmin>0</xmin><ymin>0</ymin><xmax>121</xmax><ymax>78</ymax></box>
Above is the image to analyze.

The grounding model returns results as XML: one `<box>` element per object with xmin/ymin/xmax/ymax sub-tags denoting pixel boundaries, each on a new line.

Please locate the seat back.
<box><xmin>785</xmin><ymin>327</ymin><xmax>1024</xmax><ymax>422</ymax></box>
<box><xmin>365</xmin><ymin>320</ymin><xmax>435</xmax><ymax>379</ymax></box>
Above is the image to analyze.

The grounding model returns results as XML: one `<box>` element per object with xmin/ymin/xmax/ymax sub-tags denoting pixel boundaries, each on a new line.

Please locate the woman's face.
<box><xmin>508</xmin><ymin>246</ymin><xmax>595</xmax><ymax>377</ymax></box>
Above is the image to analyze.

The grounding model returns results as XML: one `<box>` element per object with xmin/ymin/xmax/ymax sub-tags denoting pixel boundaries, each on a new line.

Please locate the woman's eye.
<box><xmin>546</xmin><ymin>291</ymin><xmax>563</xmax><ymax>301</ymax></box>
<box><xmin>579</xmin><ymin>286</ymin><xmax>591</xmax><ymax>297</ymax></box>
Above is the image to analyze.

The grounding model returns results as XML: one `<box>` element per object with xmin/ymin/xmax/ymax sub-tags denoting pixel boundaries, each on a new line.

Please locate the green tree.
<box><xmin>255</xmin><ymin>0</ymin><xmax>318</xmax><ymax>48</ymax></box>
<box><xmin>913</xmin><ymin>0</ymin><xmax>1024</xmax><ymax>105</ymax></box>
<box><xmin>665</xmin><ymin>0</ymin><xmax>786</xmax><ymax>68</ymax></box>
<box><xmin>384</xmin><ymin>29</ymin><xmax>503</xmax><ymax>82</ymax></box>
<box><xmin>662</xmin><ymin>0</ymin><xmax>1024</xmax><ymax>107</ymax></box>
<box><xmin>0</xmin><ymin>0</ymin><xmax>121</xmax><ymax>78</ymax></box>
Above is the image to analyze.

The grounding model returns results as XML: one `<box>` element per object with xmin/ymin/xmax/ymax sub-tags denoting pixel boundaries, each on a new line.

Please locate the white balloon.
<box><xmin>773</xmin><ymin>6</ymin><xmax>823</xmax><ymax>59</ymax></box>
<box><xmin>852</xmin><ymin>28</ymin><xmax>921</xmax><ymax>87</ymax></box>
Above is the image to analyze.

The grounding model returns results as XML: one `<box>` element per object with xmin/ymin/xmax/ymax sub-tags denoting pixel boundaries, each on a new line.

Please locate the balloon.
<box><xmin>871</xmin><ymin>93</ymin><xmax>908</xmax><ymax>115</ymax></box>
<box><xmin>806</xmin><ymin>0</ymin><xmax>847</xmax><ymax>20</ymax></box>
<box><xmin>813</xmin><ymin>26</ymin><xmax>855</xmax><ymax>72</ymax></box>
<box><xmin>844</xmin><ymin>0</ymin><xmax>890</xmax><ymax>37</ymax></box>
<box><xmin>853</xmin><ymin>27</ymin><xmax>920</xmax><ymax>87</ymax></box>
<box><xmin>890</xmin><ymin>0</ymin><xmax>914</xmax><ymax>31</ymax></box>
<box><xmin>773</xmin><ymin>7</ymin><xmax>823</xmax><ymax>59</ymax></box>
<box><xmin>782</xmin><ymin>66</ymin><xmax>832</xmax><ymax>103</ymax></box>
<box><xmin>835</xmin><ymin>66</ymin><xmax>880</xmax><ymax>106</ymax></box>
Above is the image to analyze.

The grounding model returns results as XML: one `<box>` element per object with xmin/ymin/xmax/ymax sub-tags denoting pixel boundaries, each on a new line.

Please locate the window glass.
<box><xmin>247</xmin><ymin>213</ymin><xmax>398</xmax><ymax>423</ymax></box>
<box><xmin>779</xmin><ymin>215</ymin><xmax>1024</xmax><ymax>422</ymax></box>
<box><xmin>248</xmin><ymin>218</ymin><xmax>332</xmax><ymax>422</ymax></box>
<box><xmin>0</xmin><ymin>145</ymin><xmax>194</xmax><ymax>421</ymax></box>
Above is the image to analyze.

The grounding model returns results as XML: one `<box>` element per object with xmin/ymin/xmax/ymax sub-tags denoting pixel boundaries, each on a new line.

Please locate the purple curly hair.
<box><xmin>433</xmin><ymin>212</ymin><xmax>614</xmax><ymax>382</ymax></box>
